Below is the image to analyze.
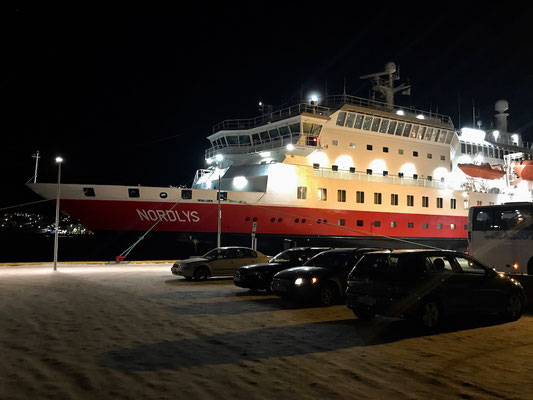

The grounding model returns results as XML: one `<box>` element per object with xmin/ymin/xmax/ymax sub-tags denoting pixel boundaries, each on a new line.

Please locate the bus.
<box><xmin>467</xmin><ymin>202</ymin><xmax>533</xmax><ymax>274</ymax></box>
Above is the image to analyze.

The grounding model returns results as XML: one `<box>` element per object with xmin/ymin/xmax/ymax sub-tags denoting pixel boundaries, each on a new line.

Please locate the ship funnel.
<box><xmin>494</xmin><ymin>99</ymin><xmax>509</xmax><ymax>133</ymax></box>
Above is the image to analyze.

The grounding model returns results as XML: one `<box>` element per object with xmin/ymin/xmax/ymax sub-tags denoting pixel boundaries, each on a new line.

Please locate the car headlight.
<box><xmin>295</xmin><ymin>278</ymin><xmax>304</xmax><ymax>285</ymax></box>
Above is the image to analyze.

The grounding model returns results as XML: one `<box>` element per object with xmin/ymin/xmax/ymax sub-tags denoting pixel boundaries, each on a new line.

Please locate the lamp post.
<box><xmin>53</xmin><ymin>156</ymin><xmax>63</xmax><ymax>271</ymax></box>
<box><xmin>215</xmin><ymin>154</ymin><xmax>223</xmax><ymax>248</ymax></box>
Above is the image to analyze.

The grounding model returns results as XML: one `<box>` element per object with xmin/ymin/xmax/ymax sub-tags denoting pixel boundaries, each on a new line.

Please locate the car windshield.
<box><xmin>202</xmin><ymin>248</ymin><xmax>223</xmax><ymax>259</ymax></box>
<box><xmin>304</xmin><ymin>251</ymin><xmax>350</xmax><ymax>269</ymax></box>
<box><xmin>269</xmin><ymin>250</ymin><xmax>305</xmax><ymax>263</ymax></box>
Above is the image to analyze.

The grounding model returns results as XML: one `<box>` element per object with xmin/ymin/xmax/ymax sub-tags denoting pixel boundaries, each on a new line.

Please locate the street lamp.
<box><xmin>215</xmin><ymin>154</ymin><xmax>223</xmax><ymax>248</ymax></box>
<box><xmin>53</xmin><ymin>156</ymin><xmax>63</xmax><ymax>271</ymax></box>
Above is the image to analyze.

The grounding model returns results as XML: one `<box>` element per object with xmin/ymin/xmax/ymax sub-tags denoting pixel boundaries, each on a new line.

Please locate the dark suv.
<box><xmin>345</xmin><ymin>249</ymin><xmax>525</xmax><ymax>329</ymax></box>
<box><xmin>233</xmin><ymin>247</ymin><xmax>331</xmax><ymax>291</ymax></box>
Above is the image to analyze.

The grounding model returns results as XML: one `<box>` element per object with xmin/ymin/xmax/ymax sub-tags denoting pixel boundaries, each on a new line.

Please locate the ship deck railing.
<box><xmin>313</xmin><ymin>168</ymin><xmax>446</xmax><ymax>189</ymax></box>
<box><xmin>213</xmin><ymin>103</ymin><xmax>331</xmax><ymax>133</ymax></box>
<box><xmin>212</xmin><ymin>94</ymin><xmax>454</xmax><ymax>134</ymax></box>
<box><xmin>205</xmin><ymin>134</ymin><xmax>318</xmax><ymax>160</ymax></box>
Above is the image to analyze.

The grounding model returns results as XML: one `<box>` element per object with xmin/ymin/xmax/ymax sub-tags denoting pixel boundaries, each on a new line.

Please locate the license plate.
<box><xmin>358</xmin><ymin>295</ymin><xmax>376</xmax><ymax>305</ymax></box>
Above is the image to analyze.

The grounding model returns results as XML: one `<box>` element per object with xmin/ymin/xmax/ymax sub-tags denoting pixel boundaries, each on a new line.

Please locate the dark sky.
<box><xmin>2</xmin><ymin>1</ymin><xmax>533</xmax><ymax>209</ymax></box>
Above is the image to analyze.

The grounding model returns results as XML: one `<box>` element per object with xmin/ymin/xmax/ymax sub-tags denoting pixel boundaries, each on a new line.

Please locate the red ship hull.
<box><xmin>58</xmin><ymin>199</ymin><xmax>467</xmax><ymax>239</ymax></box>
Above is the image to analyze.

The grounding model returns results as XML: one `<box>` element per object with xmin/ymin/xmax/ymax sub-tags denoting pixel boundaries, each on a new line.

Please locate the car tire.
<box><xmin>319</xmin><ymin>282</ymin><xmax>340</xmax><ymax>306</ymax></box>
<box><xmin>353</xmin><ymin>309</ymin><xmax>374</xmax><ymax>321</ymax></box>
<box><xmin>502</xmin><ymin>293</ymin><xmax>523</xmax><ymax>321</ymax></box>
<box><xmin>193</xmin><ymin>266</ymin><xmax>210</xmax><ymax>281</ymax></box>
<box><xmin>418</xmin><ymin>299</ymin><xmax>441</xmax><ymax>330</ymax></box>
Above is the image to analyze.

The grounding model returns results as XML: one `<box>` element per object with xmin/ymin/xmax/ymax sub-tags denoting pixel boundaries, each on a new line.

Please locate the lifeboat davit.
<box><xmin>458</xmin><ymin>163</ymin><xmax>505</xmax><ymax>179</ymax></box>
<box><xmin>513</xmin><ymin>160</ymin><xmax>533</xmax><ymax>180</ymax></box>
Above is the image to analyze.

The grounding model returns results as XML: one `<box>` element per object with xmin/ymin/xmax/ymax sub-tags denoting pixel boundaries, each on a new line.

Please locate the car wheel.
<box><xmin>353</xmin><ymin>309</ymin><xmax>374</xmax><ymax>321</ymax></box>
<box><xmin>419</xmin><ymin>299</ymin><xmax>440</xmax><ymax>329</ymax></box>
<box><xmin>319</xmin><ymin>282</ymin><xmax>340</xmax><ymax>306</ymax></box>
<box><xmin>193</xmin><ymin>266</ymin><xmax>210</xmax><ymax>281</ymax></box>
<box><xmin>502</xmin><ymin>294</ymin><xmax>523</xmax><ymax>321</ymax></box>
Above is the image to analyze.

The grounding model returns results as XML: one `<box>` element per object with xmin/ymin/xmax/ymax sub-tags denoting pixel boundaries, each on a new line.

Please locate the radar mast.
<box><xmin>360</xmin><ymin>62</ymin><xmax>410</xmax><ymax>110</ymax></box>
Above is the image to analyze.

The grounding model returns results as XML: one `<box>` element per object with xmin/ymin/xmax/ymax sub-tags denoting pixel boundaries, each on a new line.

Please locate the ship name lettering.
<box><xmin>136</xmin><ymin>208</ymin><xmax>200</xmax><ymax>223</ymax></box>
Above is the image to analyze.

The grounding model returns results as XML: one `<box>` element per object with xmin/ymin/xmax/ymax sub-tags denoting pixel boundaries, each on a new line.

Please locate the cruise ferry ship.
<box><xmin>27</xmin><ymin>62</ymin><xmax>533</xmax><ymax>253</ymax></box>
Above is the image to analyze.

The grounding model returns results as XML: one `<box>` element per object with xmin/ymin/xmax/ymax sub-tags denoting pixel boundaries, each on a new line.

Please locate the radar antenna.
<box><xmin>360</xmin><ymin>62</ymin><xmax>410</xmax><ymax>110</ymax></box>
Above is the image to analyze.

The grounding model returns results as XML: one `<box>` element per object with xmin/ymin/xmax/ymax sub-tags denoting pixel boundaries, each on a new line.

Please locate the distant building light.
<box><xmin>55</xmin><ymin>156</ymin><xmax>63</xmax><ymax>163</ymax></box>
<box><xmin>396</xmin><ymin>110</ymin><xmax>405</xmax><ymax>116</ymax></box>
<box><xmin>416</xmin><ymin>114</ymin><xmax>425</xmax><ymax>120</ymax></box>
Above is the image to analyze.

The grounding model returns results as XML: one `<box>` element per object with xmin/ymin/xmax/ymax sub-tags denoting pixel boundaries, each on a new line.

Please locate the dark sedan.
<box><xmin>271</xmin><ymin>248</ymin><xmax>380</xmax><ymax>306</ymax></box>
<box><xmin>345</xmin><ymin>249</ymin><xmax>526</xmax><ymax>329</ymax></box>
<box><xmin>233</xmin><ymin>247</ymin><xmax>331</xmax><ymax>291</ymax></box>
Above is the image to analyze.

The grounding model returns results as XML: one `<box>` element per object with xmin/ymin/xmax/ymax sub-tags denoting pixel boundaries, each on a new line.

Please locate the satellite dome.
<box><xmin>495</xmin><ymin>99</ymin><xmax>509</xmax><ymax>113</ymax></box>
<box><xmin>384</xmin><ymin>62</ymin><xmax>397</xmax><ymax>74</ymax></box>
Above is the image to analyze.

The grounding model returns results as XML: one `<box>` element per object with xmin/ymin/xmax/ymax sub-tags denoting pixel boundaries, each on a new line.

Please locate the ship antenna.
<box><xmin>360</xmin><ymin>62</ymin><xmax>410</xmax><ymax>110</ymax></box>
<box><xmin>32</xmin><ymin>150</ymin><xmax>40</xmax><ymax>183</ymax></box>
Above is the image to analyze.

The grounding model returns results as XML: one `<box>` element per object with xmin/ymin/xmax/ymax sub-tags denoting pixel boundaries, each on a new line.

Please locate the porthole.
<box><xmin>245</xmin><ymin>217</ymin><xmax>250</xmax><ymax>222</ymax></box>
<box><xmin>301</xmin><ymin>218</ymin><xmax>306</xmax><ymax>223</ymax></box>
<box><xmin>253</xmin><ymin>217</ymin><xmax>258</xmax><ymax>222</ymax></box>
<box><xmin>159</xmin><ymin>192</ymin><xmax>168</xmax><ymax>198</ymax></box>
<box><xmin>277</xmin><ymin>218</ymin><xmax>283</xmax><ymax>222</ymax></box>
<box><xmin>323</xmin><ymin>219</ymin><xmax>328</xmax><ymax>224</ymax></box>
<box><xmin>270</xmin><ymin>217</ymin><xmax>275</xmax><ymax>222</ymax></box>
<box><xmin>295</xmin><ymin>218</ymin><xmax>299</xmax><ymax>223</ymax></box>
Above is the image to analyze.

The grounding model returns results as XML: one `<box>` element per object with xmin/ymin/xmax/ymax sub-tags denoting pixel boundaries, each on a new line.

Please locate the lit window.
<box><xmin>450</xmin><ymin>198</ymin><xmax>457</xmax><ymax>209</ymax></box>
<box><xmin>337</xmin><ymin>189</ymin><xmax>346</xmax><ymax>202</ymax></box>
<box><xmin>332</xmin><ymin>139</ymin><xmax>339</xmax><ymax>146</ymax></box>
<box><xmin>464</xmin><ymin>200</ymin><xmax>469</xmax><ymax>209</ymax></box>
<box><xmin>318</xmin><ymin>188</ymin><xmax>327</xmax><ymax>201</ymax></box>
<box><xmin>437</xmin><ymin>223</ymin><xmax>442</xmax><ymax>229</ymax></box>
<box><xmin>407</xmin><ymin>195</ymin><xmax>414</xmax><ymax>207</ymax></box>
<box><xmin>422</xmin><ymin>196</ymin><xmax>429</xmax><ymax>207</ymax></box>
<box><xmin>297</xmin><ymin>186</ymin><xmax>307</xmax><ymax>200</ymax></box>
<box><xmin>451</xmin><ymin>224</ymin><xmax>456</xmax><ymax>230</ymax></box>
<box><xmin>398</xmin><ymin>149</ymin><xmax>404</xmax><ymax>155</ymax></box>
<box><xmin>391</xmin><ymin>194</ymin><xmax>398</xmax><ymax>206</ymax></box>
<box><xmin>356</xmin><ymin>191</ymin><xmax>364</xmax><ymax>203</ymax></box>
<box><xmin>350</xmin><ymin>142</ymin><xmax>356</xmax><ymax>148</ymax></box>
<box><xmin>391</xmin><ymin>221</ymin><xmax>397</xmax><ymax>228</ymax></box>
<box><xmin>374</xmin><ymin>192</ymin><xmax>382</xmax><ymax>205</ymax></box>
<box><xmin>338</xmin><ymin>219</ymin><xmax>345</xmax><ymax>226</ymax></box>
<box><xmin>128</xmin><ymin>188</ymin><xmax>140</xmax><ymax>198</ymax></box>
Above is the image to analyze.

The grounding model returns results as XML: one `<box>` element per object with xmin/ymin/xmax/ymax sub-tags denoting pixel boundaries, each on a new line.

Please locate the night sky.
<box><xmin>2</xmin><ymin>2</ymin><xmax>533</xmax><ymax>210</ymax></box>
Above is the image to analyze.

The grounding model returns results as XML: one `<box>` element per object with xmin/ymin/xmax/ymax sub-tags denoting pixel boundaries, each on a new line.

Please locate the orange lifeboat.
<box><xmin>513</xmin><ymin>160</ymin><xmax>533</xmax><ymax>180</ymax></box>
<box><xmin>458</xmin><ymin>163</ymin><xmax>505</xmax><ymax>179</ymax></box>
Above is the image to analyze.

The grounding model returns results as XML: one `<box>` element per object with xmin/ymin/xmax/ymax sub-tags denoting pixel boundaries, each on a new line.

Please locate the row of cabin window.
<box><xmin>298</xmin><ymin>187</ymin><xmax>457</xmax><ymax>209</ymax></box>
<box><xmin>338</xmin><ymin>219</ymin><xmax>465</xmax><ymax>230</ymax></box>
<box><xmin>460</xmin><ymin>141</ymin><xmax>527</xmax><ymax>160</ymax></box>
<box><xmin>331</xmin><ymin>141</ymin><xmax>447</xmax><ymax>161</ymax></box>
<box><xmin>83</xmin><ymin>188</ymin><xmax>195</xmax><ymax>200</ymax></box>
<box><xmin>335</xmin><ymin>111</ymin><xmax>454</xmax><ymax>144</ymax></box>
<box><xmin>209</xmin><ymin>122</ymin><xmax>323</xmax><ymax>149</ymax></box>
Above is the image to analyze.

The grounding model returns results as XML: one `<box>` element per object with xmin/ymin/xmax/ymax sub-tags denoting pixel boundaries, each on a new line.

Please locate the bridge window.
<box><xmin>268</xmin><ymin>129</ymin><xmax>280</xmax><ymax>140</ymax></box>
<box><xmin>336</xmin><ymin>112</ymin><xmax>347</xmax><ymax>126</ymax></box>
<box><xmin>395</xmin><ymin>122</ymin><xmax>404</xmax><ymax>136</ymax></box>
<box><xmin>83</xmin><ymin>187</ymin><xmax>95</xmax><ymax>197</ymax></box>
<box><xmin>226</xmin><ymin>135</ymin><xmax>239</xmax><ymax>145</ymax></box>
<box><xmin>128</xmin><ymin>188</ymin><xmax>140</xmax><ymax>198</ymax></box>
<box><xmin>239</xmin><ymin>135</ymin><xmax>251</xmax><ymax>145</ymax></box>
<box><xmin>259</xmin><ymin>131</ymin><xmax>270</xmax><ymax>142</ymax></box>
<box><xmin>289</xmin><ymin>123</ymin><xmax>300</xmax><ymax>134</ymax></box>
<box><xmin>297</xmin><ymin>186</ymin><xmax>307</xmax><ymax>200</ymax></box>
<box><xmin>279</xmin><ymin>126</ymin><xmax>290</xmax><ymax>138</ymax></box>
<box><xmin>362</xmin><ymin>116</ymin><xmax>372</xmax><ymax>130</ymax></box>
<box><xmin>387</xmin><ymin>120</ymin><xmax>397</xmax><ymax>134</ymax></box>
<box><xmin>379</xmin><ymin>119</ymin><xmax>389</xmax><ymax>133</ymax></box>
<box><xmin>354</xmin><ymin>114</ymin><xmax>364</xmax><ymax>129</ymax></box>
<box><xmin>403</xmin><ymin>123</ymin><xmax>411</xmax><ymax>137</ymax></box>
<box><xmin>181</xmin><ymin>189</ymin><xmax>192</xmax><ymax>199</ymax></box>
<box><xmin>371</xmin><ymin>118</ymin><xmax>381</xmax><ymax>132</ymax></box>
<box><xmin>252</xmin><ymin>133</ymin><xmax>261</xmax><ymax>144</ymax></box>
<box><xmin>345</xmin><ymin>113</ymin><xmax>355</xmax><ymax>128</ymax></box>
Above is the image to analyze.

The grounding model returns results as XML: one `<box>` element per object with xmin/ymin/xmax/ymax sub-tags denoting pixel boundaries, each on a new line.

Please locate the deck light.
<box><xmin>396</xmin><ymin>110</ymin><xmax>405</xmax><ymax>116</ymax></box>
<box><xmin>215</xmin><ymin>154</ymin><xmax>224</xmax><ymax>162</ymax></box>
<box><xmin>416</xmin><ymin>114</ymin><xmax>425</xmax><ymax>120</ymax></box>
<box><xmin>286</xmin><ymin>144</ymin><xmax>294</xmax><ymax>151</ymax></box>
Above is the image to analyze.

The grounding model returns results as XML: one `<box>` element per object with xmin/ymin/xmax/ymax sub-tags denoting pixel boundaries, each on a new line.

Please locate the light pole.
<box><xmin>215</xmin><ymin>154</ymin><xmax>223</xmax><ymax>248</ymax></box>
<box><xmin>53</xmin><ymin>156</ymin><xmax>63</xmax><ymax>271</ymax></box>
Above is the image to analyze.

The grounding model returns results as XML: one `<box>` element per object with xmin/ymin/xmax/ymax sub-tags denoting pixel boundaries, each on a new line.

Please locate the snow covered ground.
<box><xmin>0</xmin><ymin>263</ymin><xmax>532</xmax><ymax>400</ymax></box>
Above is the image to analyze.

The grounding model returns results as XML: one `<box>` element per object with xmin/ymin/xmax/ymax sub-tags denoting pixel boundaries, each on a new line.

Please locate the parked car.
<box><xmin>233</xmin><ymin>247</ymin><xmax>332</xmax><ymax>291</ymax></box>
<box><xmin>271</xmin><ymin>248</ymin><xmax>380</xmax><ymax>306</ymax></box>
<box><xmin>171</xmin><ymin>247</ymin><xmax>270</xmax><ymax>280</ymax></box>
<box><xmin>345</xmin><ymin>249</ymin><xmax>526</xmax><ymax>329</ymax></box>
